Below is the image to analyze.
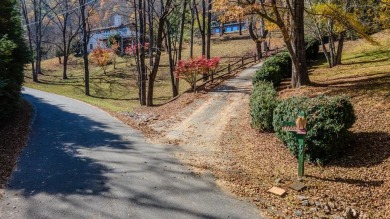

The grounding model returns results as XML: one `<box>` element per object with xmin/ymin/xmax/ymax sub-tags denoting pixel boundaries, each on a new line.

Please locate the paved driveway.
<box><xmin>0</xmin><ymin>88</ymin><xmax>261</xmax><ymax>219</ymax></box>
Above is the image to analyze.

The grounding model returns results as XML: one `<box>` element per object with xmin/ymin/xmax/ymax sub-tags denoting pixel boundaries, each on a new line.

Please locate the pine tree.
<box><xmin>0</xmin><ymin>0</ymin><xmax>30</xmax><ymax>119</ymax></box>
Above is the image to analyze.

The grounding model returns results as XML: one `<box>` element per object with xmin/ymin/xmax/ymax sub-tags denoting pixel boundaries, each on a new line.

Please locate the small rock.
<box><xmin>294</xmin><ymin>210</ymin><xmax>303</xmax><ymax>217</ymax></box>
<box><xmin>315</xmin><ymin>201</ymin><xmax>322</xmax><ymax>207</ymax></box>
<box><xmin>274</xmin><ymin>178</ymin><xmax>282</xmax><ymax>184</ymax></box>
<box><xmin>297</xmin><ymin>195</ymin><xmax>308</xmax><ymax>201</ymax></box>
<box><xmin>13</xmin><ymin>206</ymin><xmax>16</xmax><ymax>209</ymax></box>
<box><xmin>310</xmin><ymin>207</ymin><xmax>318</xmax><ymax>212</ymax></box>
<box><xmin>302</xmin><ymin>200</ymin><xmax>309</xmax><ymax>206</ymax></box>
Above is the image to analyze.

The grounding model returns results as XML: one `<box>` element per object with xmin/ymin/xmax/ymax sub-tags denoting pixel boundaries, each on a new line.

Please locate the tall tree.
<box><xmin>306</xmin><ymin>0</ymin><xmax>378</xmax><ymax>67</ymax></box>
<box><xmin>20</xmin><ymin>0</ymin><xmax>49</xmax><ymax>82</ymax></box>
<box><xmin>45</xmin><ymin>0</ymin><xmax>81</xmax><ymax>79</ymax></box>
<box><xmin>147</xmin><ymin>0</ymin><xmax>176</xmax><ymax>106</ymax></box>
<box><xmin>214</xmin><ymin>0</ymin><xmax>310</xmax><ymax>88</ymax></box>
<box><xmin>20</xmin><ymin>0</ymin><xmax>36</xmax><ymax>81</ymax></box>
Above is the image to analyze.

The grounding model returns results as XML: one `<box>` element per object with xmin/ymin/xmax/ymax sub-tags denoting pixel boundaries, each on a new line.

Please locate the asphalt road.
<box><xmin>0</xmin><ymin>88</ymin><xmax>261</xmax><ymax>219</ymax></box>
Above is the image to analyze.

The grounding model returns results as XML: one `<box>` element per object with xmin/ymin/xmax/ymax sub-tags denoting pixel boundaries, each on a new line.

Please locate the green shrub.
<box><xmin>0</xmin><ymin>0</ymin><xmax>30</xmax><ymax>120</ymax></box>
<box><xmin>263</xmin><ymin>52</ymin><xmax>292</xmax><ymax>78</ymax></box>
<box><xmin>305</xmin><ymin>37</ymin><xmax>320</xmax><ymax>60</ymax></box>
<box><xmin>273</xmin><ymin>95</ymin><xmax>356</xmax><ymax>163</ymax></box>
<box><xmin>250</xmin><ymin>81</ymin><xmax>279</xmax><ymax>131</ymax></box>
<box><xmin>253</xmin><ymin>64</ymin><xmax>282</xmax><ymax>86</ymax></box>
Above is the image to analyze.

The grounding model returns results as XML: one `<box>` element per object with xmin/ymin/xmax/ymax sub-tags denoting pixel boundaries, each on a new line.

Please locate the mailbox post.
<box><xmin>282</xmin><ymin>112</ymin><xmax>307</xmax><ymax>177</ymax></box>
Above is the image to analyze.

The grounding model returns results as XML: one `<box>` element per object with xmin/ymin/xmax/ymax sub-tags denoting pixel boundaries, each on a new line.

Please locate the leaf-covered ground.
<box><xmin>0</xmin><ymin>101</ymin><xmax>33</xmax><ymax>199</ymax></box>
<box><xmin>122</xmin><ymin>30</ymin><xmax>390</xmax><ymax>218</ymax></box>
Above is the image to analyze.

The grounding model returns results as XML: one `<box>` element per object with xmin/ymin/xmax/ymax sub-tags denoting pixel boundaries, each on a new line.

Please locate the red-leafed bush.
<box><xmin>175</xmin><ymin>56</ymin><xmax>220</xmax><ymax>92</ymax></box>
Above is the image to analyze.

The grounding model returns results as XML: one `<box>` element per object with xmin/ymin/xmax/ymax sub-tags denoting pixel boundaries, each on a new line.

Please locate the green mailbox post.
<box><xmin>282</xmin><ymin>112</ymin><xmax>307</xmax><ymax>177</ymax></box>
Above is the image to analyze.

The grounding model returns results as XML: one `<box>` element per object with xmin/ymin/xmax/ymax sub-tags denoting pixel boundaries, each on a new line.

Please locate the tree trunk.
<box><xmin>260</xmin><ymin>17</ymin><xmax>268</xmax><ymax>52</ymax></box>
<box><xmin>206</xmin><ymin>0</ymin><xmax>212</xmax><ymax>59</ymax></box>
<box><xmin>335</xmin><ymin>31</ymin><xmax>345</xmax><ymax>65</ymax></box>
<box><xmin>63</xmin><ymin>56</ymin><xmax>69</xmax><ymax>80</ymax></box>
<box><xmin>166</xmin><ymin>21</ymin><xmax>179</xmax><ymax>97</ymax></box>
<box><xmin>239</xmin><ymin>20</ymin><xmax>242</xmax><ymax>35</ymax></box>
<box><xmin>178</xmin><ymin>0</ymin><xmax>187</xmax><ymax>61</ymax></box>
<box><xmin>190</xmin><ymin>0</ymin><xmax>195</xmax><ymax>58</ymax></box>
<box><xmin>248</xmin><ymin>20</ymin><xmax>262</xmax><ymax>59</ymax></box>
<box><xmin>138</xmin><ymin>0</ymin><xmax>147</xmax><ymax>105</ymax></box>
<box><xmin>147</xmin><ymin>16</ymin><xmax>165</xmax><ymax>106</ymax></box>
<box><xmin>291</xmin><ymin>0</ymin><xmax>309</xmax><ymax>88</ymax></box>
<box><xmin>62</xmin><ymin>42</ymin><xmax>68</xmax><ymax>79</ymax></box>
<box><xmin>148</xmin><ymin>0</ymin><xmax>154</xmax><ymax>66</ymax></box>
<box><xmin>80</xmin><ymin>0</ymin><xmax>90</xmax><ymax>96</ymax></box>
<box><xmin>201</xmin><ymin>0</ymin><xmax>206</xmax><ymax>56</ymax></box>
<box><xmin>328</xmin><ymin>19</ymin><xmax>336</xmax><ymax>67</ymax></box>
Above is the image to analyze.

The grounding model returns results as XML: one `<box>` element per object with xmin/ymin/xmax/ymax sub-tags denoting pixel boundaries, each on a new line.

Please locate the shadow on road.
<box><xmin>1</xmin><ymin>93</ymin><xmax>259</xmax><ymax>218</ymax></box>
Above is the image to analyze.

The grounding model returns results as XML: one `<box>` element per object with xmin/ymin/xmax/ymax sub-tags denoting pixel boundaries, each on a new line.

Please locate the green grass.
<box><xmin>24</xmin><ymin>56</ymin><xmax>188</xmax><ymax>112</ymax></box>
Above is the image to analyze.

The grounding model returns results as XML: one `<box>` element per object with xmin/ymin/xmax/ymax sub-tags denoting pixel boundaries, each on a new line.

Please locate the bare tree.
<box><xmin>44</xmin><ymin>0</ymin><xmax>81</xmax><ymax>79</ymax></box>
<box><xmin>20</xmin><ymin>0</ymin><xmax>50</xmax><ymax>82</ymax></box>
<box><xmin>146</xmin><ymin>0</ymin><xmax>176</xmax><ymax>106</ymax></box>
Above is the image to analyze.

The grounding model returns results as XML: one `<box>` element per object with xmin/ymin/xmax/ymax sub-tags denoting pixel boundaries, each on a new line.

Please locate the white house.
<box><xmin>87</xmin><ymin>15</ymin><xmax>137</xmax><ymax>54</ymax></box>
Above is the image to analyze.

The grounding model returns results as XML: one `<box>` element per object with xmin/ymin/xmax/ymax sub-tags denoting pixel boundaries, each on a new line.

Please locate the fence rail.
<box><xmin>161</xmin><ymin>47</ymin><xmax>283</xmax><ymax>105</ymax></box>
<box><xmin>195</xmin><ymin>47</ymin><xmax>281</xmax><ymax>86</ymax></box>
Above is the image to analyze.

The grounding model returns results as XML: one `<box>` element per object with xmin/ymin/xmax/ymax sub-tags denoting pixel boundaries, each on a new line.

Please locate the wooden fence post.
<box><xmin>228</xmin><ymin>63</ymin><xmax>231</xmax><ymax>73</ymax></box>
<box><xmin>241</xmin><ymin>57</ymin><xmax>244</xmax><ymax>66</ymax></box>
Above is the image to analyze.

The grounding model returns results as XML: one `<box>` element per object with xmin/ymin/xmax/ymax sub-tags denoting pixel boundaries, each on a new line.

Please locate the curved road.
<box><xmin>0</xmin><ymin>88</ymin><xmax>261</xmax><ymax>219</ymax></box>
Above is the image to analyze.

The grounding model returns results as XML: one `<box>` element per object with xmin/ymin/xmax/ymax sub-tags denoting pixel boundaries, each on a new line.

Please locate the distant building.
<box><xmin>87</xmin><ymin>15</ymin><xmax>137</xmax><ymax>54</ymax></box>
<box><xmin>212</xmin><ymin>22</ymin><xmax>246</xmax><ymax>34</ymax></box>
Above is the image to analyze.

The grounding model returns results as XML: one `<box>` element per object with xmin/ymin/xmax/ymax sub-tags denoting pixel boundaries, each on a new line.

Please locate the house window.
<box><xmin>90</xmin><ymin>44</ymin><xmax>93</xmax><ymax>50</ymax></box>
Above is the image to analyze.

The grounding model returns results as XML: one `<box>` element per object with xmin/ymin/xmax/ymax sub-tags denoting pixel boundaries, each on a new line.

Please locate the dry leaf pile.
<box><xmin>0</xmin><ymin>101</ymin><xmax>32</xmax><ymax>199</ymax></box>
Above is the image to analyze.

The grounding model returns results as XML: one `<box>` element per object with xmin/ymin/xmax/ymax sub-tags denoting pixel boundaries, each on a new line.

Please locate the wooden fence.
<box><xmin>195</xmin><ymin>47</ymin><xmax>282</xmax><ymax>87</ymax></box>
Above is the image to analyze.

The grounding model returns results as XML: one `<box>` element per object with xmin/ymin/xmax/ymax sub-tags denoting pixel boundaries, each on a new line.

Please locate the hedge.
<box><xmin>273</xmin><ymin>95</ymin><xmax>356</xmax><ymax>163</ymax></box>
<box><xmin>250</xmin><ymin>81</ymin><xmax>279</xmax><ymax>131</ymax></box>
<box><xmin>263</xmin><ymin>52</ymin><xmax>292</xmax><ymax>78</ymax></box>
<box><xmin>253</xmin><ymin>64</ymin><xmax>283</xmax><ymax>86</ymax></box>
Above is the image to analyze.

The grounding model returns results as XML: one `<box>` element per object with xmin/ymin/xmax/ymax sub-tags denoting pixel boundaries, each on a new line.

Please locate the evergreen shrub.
<box><xmin>263</xmin><ymin>52</ymin><xmax>292</xmax><ymax>78</ymax></box>
<box><xmin>253</xmin><ymin>64</ymin><xmax>282</xmax><ymax>86</ymax></box>
<box><xmin>250</xmin><ymin>81</ymin><xmax>279</xmax><ymax>131</ymax></box>
<box><xmin>273</xmin><ymin>95</ymin><xmax>356</xmax><ymax>163</ymax></box>
<box><xmin>0</xmin><ymin>0</ymin><xmax>30</xmax><ymax>120</ymax></box>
